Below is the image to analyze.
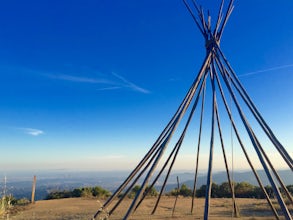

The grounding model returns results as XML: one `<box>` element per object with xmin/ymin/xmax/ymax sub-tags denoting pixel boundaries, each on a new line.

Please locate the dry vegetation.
<box><xmin>3</xmin><ymin>197</ymin><xmax>291</xmax><ymax>220</ymax></box>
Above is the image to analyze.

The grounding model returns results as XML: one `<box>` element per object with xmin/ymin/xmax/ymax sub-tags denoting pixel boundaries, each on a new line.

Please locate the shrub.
<box><xmin>81</xmin><ymin>187</ymin><xmax>93</xmax><ymax>198</ymax></box>
<box><xmin>128</xmin><ymin>185</ymin><xmax>158</xmax><ymax>198</ymax></box>
<box><xmin>179</xmin><ymin>184</ymin><xmax>192</xmax><ymax>197</ymax></box>
<box><xmin>46</xmin><ymin>186</ymin><xmax>111</xmax><ymax>200</ymax></box>
<box><xmin>92</xmin><ymin>186</ymin><xmax>111</xmax><ymax>199</ymax></box>
<box><xmin>15</xmin><ymin>198</ymin><xmax>30</xmax><ymax>206</ymax></box>
<box><xmin>235</xmin><ymin>182</ymin><xmax>255</xmax><ymax>198</ymax></box>
<box><xmin>46</xmin><ymin>190</ymin><xmax>72</xmax><ymax>200</ymax></box>
<box><xmin>145</xmin><ymin>185</ymin><xmax>158</xmax><ymax>197</ymax></box>
<box><xmin>0</xmin><ymin>194</ymin><xmax>16</xmax><ymax>216</ymax></box>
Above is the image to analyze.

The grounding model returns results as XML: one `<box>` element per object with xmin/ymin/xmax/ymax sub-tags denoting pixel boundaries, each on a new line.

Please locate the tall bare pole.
<box><xmin>31</xmin><ymin>175</ymin><xmax>36</xmax><ymax>204</ymax></box>
<box><xmin>172</xmin><ymin>176</ymin><xmax>180</xmax><ymax>217</ymax></box>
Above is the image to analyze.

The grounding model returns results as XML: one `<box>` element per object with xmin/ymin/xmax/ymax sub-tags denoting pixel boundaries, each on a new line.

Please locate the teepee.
<box><xmin>94</xmin><ymin>1</ymin><xmax>292</xmax><ymax>219</ymax></box>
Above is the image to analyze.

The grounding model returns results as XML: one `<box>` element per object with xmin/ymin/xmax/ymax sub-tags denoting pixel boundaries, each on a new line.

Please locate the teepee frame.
<box><xmin>94</xmin><ymin>1</ymin><xmax>292</xmax><ymax>219</ymax></box>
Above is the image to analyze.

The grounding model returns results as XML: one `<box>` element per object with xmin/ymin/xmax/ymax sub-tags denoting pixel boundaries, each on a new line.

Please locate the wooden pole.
<box><xmin>203</xmin><ymin>65</ymin><xmax>216</xmax><ymax>220</ymax></box>
<box><xmin>172</xmin><ymin>176</ymin><xmax>180</xmax><ymax>217</ymax></box>
<box><xmin>191</xmin><ymin>80</ymin><xmax>206</xmax><ymax>214</ymax></box>
<box><xmin>31</xmin><ymin>175</ymin><xmax>36</xmax><ymax>204</ymax></box>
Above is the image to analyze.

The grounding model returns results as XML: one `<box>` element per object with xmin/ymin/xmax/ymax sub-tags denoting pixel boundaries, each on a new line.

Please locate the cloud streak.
<box><xmin>18</xmin><ymin>128</ymin><xmax>44</xmax><ymax>136</ymax></box>
<box><xmin>112</xmin><ymin>72</ymin><xmax>150</xmax><ymax>94</ymax></box>
<box><xmin>44</xmin><ymin>73</ymin><xmax>113</xmax><ymax>84</ymax></box>
<box><xmin>44</xmin><ymin>71</ymin><xmax>150</xmax><ymax>94</ymax></box>
<box><xmin>5</xmin><ymin>65</ymin><xmax>150</xmax><ymax>94</ymax></box>
<box><xmin>239</xmin><ymin>64</ymin><xmax>293</xmax><ymax>77</ymax></box>
<box><xmin>96</xmin><ymin>86</ymin><xmax>122</xmax><ymax>91</ymax></box>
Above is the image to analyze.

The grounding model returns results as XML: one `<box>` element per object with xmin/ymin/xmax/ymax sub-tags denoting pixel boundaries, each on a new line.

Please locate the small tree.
<box><xmin>81</xmin><ymin>187</ymin><xmax>93</xmax><ymax>198</ymax></box>
<box><xmin>128</xmin><ymin>185</ymin><xmax>141</xmax><ymax>198</ymax></box>
<box><xmin>218</xmin><ymin>182</ymin><xmax>232</xmax><ymax>198</ymax></box>
<box><xmin>235</xmin><ymin>182</ymin><xmax>255</xmax><ymax>198</ymax></box>
<box><xmin>196</xmin><ymin>185</ymin><xmax>206</xmax><ymax>197</ymax></box>
<box><xmin>211</xmin><ymin>183</ymin><xmax>220</xmax><ymax>198</ymax></box>
<box><xmin>128</xmin><ymin>185</ymin><xmax>158</xmax><ymax>198</ymax></box>
<box><xmin>179</xmin><ymin>184</ymin><xmax>192</xmax><ymax>197</ymax></box>
<box><xmin>92</xmin><ymin>186</ymin><xmax>111</xmax><ymax>199</ymax></box>
<box><xmin>253</xmin><ymin>186</ymin><xmax>265</xmax><ymax>199</ymax></box>
<box><xmin>72</xmin><ymin>188</ymin><xmax>82</xmax><ymax>197</ymax></box>
<box><xmin>145</xmin><ymin>185</ymin><xmax>158</xmax><ymax>197</ymax></box>
<box><xmin>46</xmin><ymin>190</ymin><xmax>72</xmax><ymax>199</ymax></box>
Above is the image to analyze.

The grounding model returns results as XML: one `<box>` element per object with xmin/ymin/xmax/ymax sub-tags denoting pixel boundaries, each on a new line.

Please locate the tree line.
<box><xmin>45</xmin><ymin>182</ymin><xmax>293</xmax><ymax>200</ymax></box>
<box><xmin>46</xmin><ymin>186</ymin><xmax>111</xmax><ymax>200</ymax></box>
<box><xmin>170</xmin><ymin>182</ymin><xmax>293</xmax><ymax>199</ymax></box>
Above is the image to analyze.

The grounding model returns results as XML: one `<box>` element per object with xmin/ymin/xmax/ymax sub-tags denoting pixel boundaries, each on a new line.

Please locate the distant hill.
<box><xmin>3</xmin><ymin>170</ymin><xmax>128</xmax><ymax>200</ymax></box>
<box><xmin>2</xmin><ymin>169</ymin><xmax>292</xmax><ymax>200</ymax></box>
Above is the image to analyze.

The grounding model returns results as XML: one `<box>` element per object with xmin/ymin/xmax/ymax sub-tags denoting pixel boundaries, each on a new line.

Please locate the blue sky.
<box><xmin>0</xmin><ymin>0</ymin><xmax>292</xmax><ymax>172</ymax></box>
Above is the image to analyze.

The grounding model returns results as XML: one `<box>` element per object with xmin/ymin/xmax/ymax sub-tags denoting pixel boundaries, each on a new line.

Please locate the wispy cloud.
<box><xmin>43</xmin><ymin>71</ymin><xmax>150</xmax><ymax>94</ymax></box>
<box><xmin>18</xmin><ymin>128</ymin><xmax>44</xmax><ymax>136</ymax></box>
<box><xmin>44</xmin><ymin>73</ymin><xmax>113</xmax><ymax>84</ymax></box>
<box><xmin>96</xmin><ymin>86</ymin><xmax>122</xmax><ymax>91</ymax></box>
<box><xmin>4</xmin><ymin>65</ymin><xmax>150</xmax><ymax>94</ymax></box>
<box><xmin>112</xmin><ymin>72</ymin><xmax>150</xmax><ymax>94</ymax></box>
<box><xmin>239</xmin><ymin>64</ymin><xmax>293</xmax><ymax>77</ymax></box>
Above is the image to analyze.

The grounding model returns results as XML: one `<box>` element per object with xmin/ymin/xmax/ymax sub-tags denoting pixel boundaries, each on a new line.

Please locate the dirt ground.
<box><xmin>2</xmin><ymin>197</ymin><xmax>291</xmax><ymax>220</ymax></box>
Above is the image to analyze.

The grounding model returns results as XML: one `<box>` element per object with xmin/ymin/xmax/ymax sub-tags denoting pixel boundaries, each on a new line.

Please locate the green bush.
<box><xmin>128</xmin><ymin>185</ymin><xmax>158</xmax><ymax>199</ymax></box>
<box><xmin>92</xmin><ymin>186</ymin><xmax>111</xmax><ymax>199</ymax></box>
<box><xmin>179</xmin><ymin>184</ymin><xmax>192</xmax><ymax>197</ymax></box>
<box><xmin>15</xmin><ymin>198</ymin><xmax>30</xmax><ymax>206</ymax></box>
<box><xmin>1</xmin><ymin>194</ymin><xmax>17</xmax><ymax>216</ymax></box>
<box><xmin>235</xmin><ymin>182</ymin><xmax>255</xmax><ymax>198</ymax></box>
<box><xmin>145</xmin><ymin>185</ymin><xmax>158</xmax><ymax>197</ymax></box>
<box><xmin>46</xmin><ymin>190</ymin><xmax>72</xmax><ymax>199</ymax></box>
<box><xmin>168</xmin><ymin>184</ymin><xmax>192</xmax><ymax>197</ymax></box>
<box><xmin>46</xmin><ymin>186</ymin><xmax>111</xmax><ymax>200</ymax></box>
<box><xmin>81</xmin><ymin>187</ymin><xmax>93</xmax><ymax>198</ymax></box>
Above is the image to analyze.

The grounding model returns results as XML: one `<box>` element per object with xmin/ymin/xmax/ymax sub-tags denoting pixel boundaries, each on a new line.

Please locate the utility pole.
<box><xmin>31</xmin><ymin>175</ymin><xmax>36</xmax><ymax>204</ymax></box>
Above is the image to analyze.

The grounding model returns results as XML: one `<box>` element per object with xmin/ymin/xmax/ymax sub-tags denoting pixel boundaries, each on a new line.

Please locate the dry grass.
<box><xmin>4</xmin><ymin>197</ymin><xmax>291</xmax><ymax>220</ymax></box>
